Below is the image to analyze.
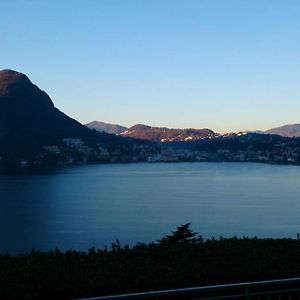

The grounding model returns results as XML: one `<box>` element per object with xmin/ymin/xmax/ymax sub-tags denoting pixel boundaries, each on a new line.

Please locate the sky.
<box><xmin>0</xmin><ymin>0</ymin><xmax>300</xmax><ymax>133</ymax></box>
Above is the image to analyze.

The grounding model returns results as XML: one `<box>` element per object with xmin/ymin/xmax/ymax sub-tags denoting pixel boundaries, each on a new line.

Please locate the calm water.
<box><xmin>1</xmin><ymin>162</ymin><xmax>300</xmax><ymax>254</ymax></box>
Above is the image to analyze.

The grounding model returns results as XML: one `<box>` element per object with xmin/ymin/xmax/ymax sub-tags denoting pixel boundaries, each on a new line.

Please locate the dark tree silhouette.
<box><xmin>158</xmin><ymin>223</ymin><xmax>202</xmax><ymax>244</ymax></box>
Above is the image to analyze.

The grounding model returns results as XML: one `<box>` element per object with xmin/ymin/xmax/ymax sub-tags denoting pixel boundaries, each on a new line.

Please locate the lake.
<box><xmin>1</xmin><ymin>162</ymin><xmax>300</xmax><ymax>254</ymax></box>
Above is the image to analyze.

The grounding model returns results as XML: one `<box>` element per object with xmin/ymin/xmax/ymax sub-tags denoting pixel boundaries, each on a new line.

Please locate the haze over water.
<box><xmin>1</xmin><ymin>162</ymin><xmax>300</xmax><ymax>254</ymax></box>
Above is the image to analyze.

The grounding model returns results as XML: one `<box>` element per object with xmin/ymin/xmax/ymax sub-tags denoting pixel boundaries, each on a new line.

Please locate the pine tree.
<box><xmin>158</xmin><ymin>223</ymin><xmax>202</xmax><ymax>244</ymax></box>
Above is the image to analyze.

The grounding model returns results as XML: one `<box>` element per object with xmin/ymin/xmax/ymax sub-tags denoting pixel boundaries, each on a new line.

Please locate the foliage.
<box><xmin>158</xmin><ymin>223</ymin><xmax>202</xmax><ymax>244</ymax></box>
<box><xmin>1</xmin><ymin>224</ymin><xmax>300</xmax><ymax>299</ymax></box>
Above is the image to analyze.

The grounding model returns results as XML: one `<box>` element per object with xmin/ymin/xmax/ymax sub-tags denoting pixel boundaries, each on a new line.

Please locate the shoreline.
<box><xmin>1</xmin><ymin>159</ymin><xmax>299</xmax><ymax>175</ymax></box>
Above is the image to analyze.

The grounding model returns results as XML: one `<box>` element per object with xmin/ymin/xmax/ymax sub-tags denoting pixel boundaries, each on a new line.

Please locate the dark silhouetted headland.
<box><xmin>0</xmin><ymin>70</ymin><xmax>157</xmax><ymax>167</ymax></box>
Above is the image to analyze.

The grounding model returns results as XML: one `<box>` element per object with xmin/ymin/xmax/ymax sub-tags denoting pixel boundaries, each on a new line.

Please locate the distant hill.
<box><xmin>266</xmin><ymin>124</ymin><xmax>300</xmax><ymax>137</ymax></box>
<box><xmin>119</xmin><ymin>124</ymin><xmax>216</xmax><ymax>142</ymax></box>
<box><xmin>86</xmin><ymin>121</ymin><xmax>127</xmax><ymax>134</ymax></box>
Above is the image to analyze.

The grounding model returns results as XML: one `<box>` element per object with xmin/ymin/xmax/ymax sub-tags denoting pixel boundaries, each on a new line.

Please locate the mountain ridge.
<box><xmin>86</xmin><ymin>121</ymin><xmax>127</xmax><ymax>134</ymax></box>
<box><xmin>119</xmin><ymin>123</ymin><xmax>216</xmax><ymax>142</ymax></box>
<box><xmin>265</xmin><ymin>123</ymin><xmax>300</xmax><ymax>137</ymax></box>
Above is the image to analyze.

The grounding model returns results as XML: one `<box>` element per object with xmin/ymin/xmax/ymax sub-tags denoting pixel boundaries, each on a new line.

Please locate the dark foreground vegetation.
<box><xmin>2</xmin><ymin>224</ymin><xmax>300</xmax><ymax>300</ymax></box>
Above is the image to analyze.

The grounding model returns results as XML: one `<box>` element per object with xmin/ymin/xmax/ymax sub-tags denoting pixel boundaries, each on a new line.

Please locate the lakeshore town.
<box><xmin>148</xmin><ymin>145</ymin><xmax>300</xmax><ymax>164</ymax></box>
<box><xmin>4</xmin><ymin>132</ymin><xmax>300</xmax><ymax>168</ymax></box>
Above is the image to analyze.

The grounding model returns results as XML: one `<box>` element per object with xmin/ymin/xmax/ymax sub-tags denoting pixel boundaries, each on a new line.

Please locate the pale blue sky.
<box><xmin>1</xmin><ymin>0</ymin><xmax>300</xmax><ymax>132</ymax></box>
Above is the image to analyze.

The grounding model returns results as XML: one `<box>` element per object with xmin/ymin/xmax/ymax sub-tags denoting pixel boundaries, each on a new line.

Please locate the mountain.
<box><xmin>119</xmin><ymin>124</ymin><xmax>216</xmax><ymax>142</ymax></box>
<box><xmin>0</xmin><ymin>70</ymin><xmax>98</xmax><ymax>142</ymax></box>
<box><xmin>265</xmin><ymin>124</ymin><xmax>300</xmax><ymax>137</ymax></box>
<box><xmin>0</xmin><ymin>69</ymin><xmax>152</xmax><ymax>164</ymax></box>
<box><xmin>0</xmin><ymin>69</ymin><xmax>104</xmax><ymax>160</ymax></box>
<box><xmin>86</xmin><ymin>121</ymin><xmax>127</xmax><ymax>134</ymax></box>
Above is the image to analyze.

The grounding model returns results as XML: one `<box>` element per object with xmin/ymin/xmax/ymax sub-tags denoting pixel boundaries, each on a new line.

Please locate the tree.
<box><xmin>158</xmin><ymin>223</ymin><xmax>202</xmax><ymax>244</ymax></box>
